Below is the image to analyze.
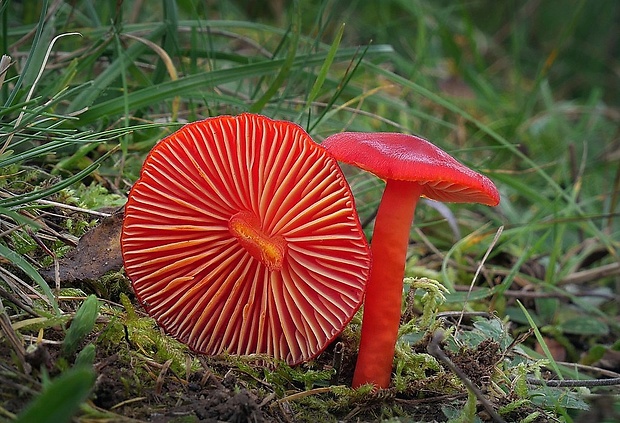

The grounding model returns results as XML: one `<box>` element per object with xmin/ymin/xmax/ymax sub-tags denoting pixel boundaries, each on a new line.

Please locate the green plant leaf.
<box><xmin>75</xmin><ymin>343</ymin><xmax>96</xmax><ymax>368</ymax></box>
<box><xmin>249</xmin><ymin>1</ymin><xmax>300</xmax><ymax>113</ymax></box>
<box><xmin>68</xmin><ymin>25</ymin><xmax>166</xmax><ymax>112</ymax></box>
<box><xmin>62</xmin><ymin>295</ymin><xmax>100</xmax><ymax>357</ymax></box>
<box><xmin>530</xmin><ymin>387</ymin><xmax>590</xmax><ymax>411</ymax></box>
<box><xmin>558</xmin><ymin>316</ymin><xmax>609</xmax><ymax>336</ymax></box>
<box><xmin>304</xmin><ymin>23</ymin><xmax>345</xmax><ymax>111</ymax></box>
<box><xmin>15</xmin><ymin>366</ymin><xmax>95</xmax><ymax>423</ymax></box>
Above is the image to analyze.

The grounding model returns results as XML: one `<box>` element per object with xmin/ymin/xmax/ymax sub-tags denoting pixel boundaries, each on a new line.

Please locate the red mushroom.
<box><xmin>121</xmin><ymin>114</ymin><xmax>371</xmax><ymax>365</ymax></box>
<box><xmin>321</xmin><ymin>132</ymin><xmax>500</xmax><ymax>388</ymax></box>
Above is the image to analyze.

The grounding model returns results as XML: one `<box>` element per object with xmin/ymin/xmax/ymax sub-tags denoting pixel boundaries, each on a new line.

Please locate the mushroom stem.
<box><xmin>352</xmin><ymin>179</ymin><xmax>423</xmax><ymax>389</ymax></box>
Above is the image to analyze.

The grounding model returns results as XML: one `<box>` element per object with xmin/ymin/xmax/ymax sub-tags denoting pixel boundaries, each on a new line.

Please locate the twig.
<box><xmin>110</xmin><ymin>397</ymin><xmax>147</xmax><ymax>410</ymax></box>
<box><xmin>501</xmin><ymin>289</ymin><xmax>615</xmax><ymax>300</ymax></box>
<box><xmin>330</xmin><ymin>341</ymin><xmax>345</xmax><ymax>385</ymax></box>
<box><xmin>526</xmin><ymin>377</ymin><xmax>620</xmax><ymax>388</ymax></box>
<box><xmin>428</xmin><ymin>329</ymin><xmax>506</xmax><ymax>423</ymax></box>
<box><xmin>437</xmin><ymin>311</ymin><xmax>491</xmax><ymax>319</ymax></box>
<box><xmin>525</xmin><ymin>360</ymin><xmax>620</xmax><ymax>388</ymax></box>
<box><xmin>35</xmin><ymin>199</ymin><xmax>113</xmax><ymax>218</ymax></box>
<box><xmin>559</xmin><ymin>262</ymin><xmax>620</xmax><ymax>285</ymax></box>
<box><xmin>276</xmin><ymin>386</ymin><xmax>346</xmax><ymax>403</ymax></box>
<box><xmin>553</xmin><ymin>361</ymin><xmax>620</xmax><ymax>379</ymax></box>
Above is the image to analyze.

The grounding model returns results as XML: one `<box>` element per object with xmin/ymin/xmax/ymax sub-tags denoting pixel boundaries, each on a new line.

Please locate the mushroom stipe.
<box><xmin>121</xmin><ymin>114</ymin><xmax>371</xmax><ymax>365</ymax></box>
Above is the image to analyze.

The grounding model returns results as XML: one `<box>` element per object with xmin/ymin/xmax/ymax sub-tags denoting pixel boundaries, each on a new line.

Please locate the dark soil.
<box><xmin>0</xmin><ymin>319</ymin><xmax>552</xmax><ymax>423</ymax></box>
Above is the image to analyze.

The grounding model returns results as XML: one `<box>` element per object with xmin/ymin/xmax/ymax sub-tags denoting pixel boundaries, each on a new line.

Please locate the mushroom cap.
<box><xmin>322</xmin><ymin>132</ymin><xmax>500</xmax><ymax>206</ymax></box>
<box><xmin>121</xmin><ymin>114</ymin><xmax>371</xmax><ymax>365</ymax></box>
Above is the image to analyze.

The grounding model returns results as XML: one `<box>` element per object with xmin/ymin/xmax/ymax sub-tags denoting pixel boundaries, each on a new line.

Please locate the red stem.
<box><xmin>352</xmin><ymin>179</ymin><xmax>422</xmax><ymax>389</ymax></box>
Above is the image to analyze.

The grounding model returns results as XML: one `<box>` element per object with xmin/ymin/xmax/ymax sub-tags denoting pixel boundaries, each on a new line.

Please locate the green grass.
<box><xmin>1</xmin><ymin>0</ymin><xmax>619</xmax><ymax>422</ymax></box>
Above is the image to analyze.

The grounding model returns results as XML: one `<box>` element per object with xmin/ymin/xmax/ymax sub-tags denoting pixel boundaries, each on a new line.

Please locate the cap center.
<box><xmin>229</xmin><ymin>210</ymin><xmax>286</xmax><ymax>271</ymax></box>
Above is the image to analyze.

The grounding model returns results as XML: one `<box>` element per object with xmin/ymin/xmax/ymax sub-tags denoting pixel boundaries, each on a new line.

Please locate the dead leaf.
<box><xmin>40</xmin><ymin>211</ymin><xmax>124</xmax><ymax>283</ymax></box>
<box><xmin>535</xmin><ymin>337</ymin><xmax>567</xmax><ymax>362</ymax></box>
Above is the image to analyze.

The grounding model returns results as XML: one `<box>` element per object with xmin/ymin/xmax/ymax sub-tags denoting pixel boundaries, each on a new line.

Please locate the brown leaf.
<box><xmin>41</xmin><ymin>211</ymin><xmax>124</xmax><ymax>283</ymax></box>
<box><xmin>535</xmin><ymin>337</ymin><xmax>567</xmax><ymax>362</ymax></box>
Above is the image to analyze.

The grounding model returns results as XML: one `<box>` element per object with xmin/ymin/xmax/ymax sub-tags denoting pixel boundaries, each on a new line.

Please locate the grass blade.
<box><xmin>249</xmin><ymin>2</ymin><xmax>301</xmax><ymax>113</ymax></box>
<box><xmin>517</xmin><ymin>300</ymin><xmax>564</xmax><ymax>380</ymax></box>
<box><xmin>0</xmin><ymin>243</ymin><xmax>59</xmax><ymax>316</ymax></box>
<box><xmin>62</xmin><ymin>295</ymin><xmax>100</xmax><ymax>357</ymax></box>
<box><xmin>0</xmin><ymin>146</ymin><xmax>118</xmax><ymax>208</ymax></box>
<box><xmin>302</xmin><ymin>22</ymin><xmax>345</xmax><ymax>115</ymax></box>
<box><xmin>74</xmin><ymin>45</ymin><xmax>393</xmax><ymax>124</ymax></box>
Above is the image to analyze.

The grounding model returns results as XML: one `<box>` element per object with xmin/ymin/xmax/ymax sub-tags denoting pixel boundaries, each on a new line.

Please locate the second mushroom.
<box><xmin>322</xmin><ymin>132</ymin><xmax>500</xmax><ymax>389</ymax></box>
<box><xmin>121</xmin><ymin>114</ymin><xmax>371</xmax><ymax>365</ymax></box>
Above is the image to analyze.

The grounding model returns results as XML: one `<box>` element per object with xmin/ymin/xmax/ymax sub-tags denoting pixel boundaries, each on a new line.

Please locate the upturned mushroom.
<box><xmin>121</xmin><ymin>114</ymin><xmax>371</xmax><ymax>365</ymax></box>
<box><xmin>321</xmin><ymin>132</ymin><xmax>500</xmax><ymax>388</ymax></box>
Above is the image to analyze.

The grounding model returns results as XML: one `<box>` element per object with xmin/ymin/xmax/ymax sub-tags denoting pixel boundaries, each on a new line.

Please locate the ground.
<box><xmin>1</xmin><ymin>308</ymin><xmax>553</xmax><ymax>423</ymax></box>
<box><xmin>0</xmin><ymin>213</ymin><xmax>563</xmax><ymax>422</ymax></box>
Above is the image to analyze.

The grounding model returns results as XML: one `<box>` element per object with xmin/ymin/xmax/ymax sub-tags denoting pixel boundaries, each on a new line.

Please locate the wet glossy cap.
<box><xmin>322</xmin><ymin>132</ymin><xmax>500</xmax><ymax>206</ymax></box>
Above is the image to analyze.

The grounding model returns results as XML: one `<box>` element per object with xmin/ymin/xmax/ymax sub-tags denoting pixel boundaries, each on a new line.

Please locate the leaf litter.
<box><xmin>39</xmin><ymin>211</ymin><xmax>124</xmax><ymax>284</ymax></box>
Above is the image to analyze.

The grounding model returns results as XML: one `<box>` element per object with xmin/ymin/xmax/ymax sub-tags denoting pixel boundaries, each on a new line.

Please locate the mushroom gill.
<box><xmin>121</xmin><ymin>113</ymin><xmax>371</xmax><ymax>365</ymax></box>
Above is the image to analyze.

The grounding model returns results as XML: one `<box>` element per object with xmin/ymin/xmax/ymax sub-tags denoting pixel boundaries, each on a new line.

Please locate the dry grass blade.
<box><xmin>560</xmin><ymin>262</ymin><xmax>620</xmax><ymax>285</ymax></box>
<box><xmin>2</xmin><ymin>32</ymin><xmax>81</xmax><ymax>155</ymax></box>
<box><xmin>0</xmin><ymin>55</ymin><xmax>12</xmax><ymax>90</ymax></box>
<box><xmin>121</xmin><ymin>33</ymin><xmax>180</xmax><ymax>120</ymax></box>
<box><xmin>0</xmin><ymin>297</ymin><xmax>30</xmax><ymax>373</ymax></box>
<box><xmin>456</xmin><ymin>225</ymin><xmax>504</xmax><ymax>330</ymax></box>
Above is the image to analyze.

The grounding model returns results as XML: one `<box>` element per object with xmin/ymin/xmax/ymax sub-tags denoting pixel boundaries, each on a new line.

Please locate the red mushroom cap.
<box><xmin>321</xmin><ymin>132</ymin><xmax>500</xmax><ymax>206</ymax></box>
<box><xmin>121</xmin><ymin>114</ymin><xmax>371</xmax><ymax>365</ymax></box>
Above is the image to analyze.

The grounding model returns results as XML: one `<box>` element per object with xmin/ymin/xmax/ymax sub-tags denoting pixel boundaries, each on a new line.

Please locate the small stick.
<box><xmin>526</xmin><ymin>377</ymin><xmax>620</xmax><ymax>388</ymax></box>
<box><xmin>330</xmin><ymin>341</ymin><xmax>345</xmax><ymax>385</ymax></box>
<box><xmin>110</xmin><ymin>397</ymin><xmax>147</xmax><ymax>410</ymax></box>
<box><xmin>35</xmin><ymin>199</ymin><xmax>112</xmax><ymax>218</ymax></box>
<box><xmin>428</xmin><ymin>329</ymin><xmax>506</xmax><ymax>423</ymax></box>
<box><xmin>277</xmin><ymin>386</ymin><xmax>346</xmax><ymax>403</ymax></box>
<box><xmin>552</xmin><ymin>361</ymin><xmax>620</xmax><ymax>379</ymax></box>
<box><xmin>155</xmin><ymin>359</ymin><xmax>173</xmax><ymax>395</ymax></box>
